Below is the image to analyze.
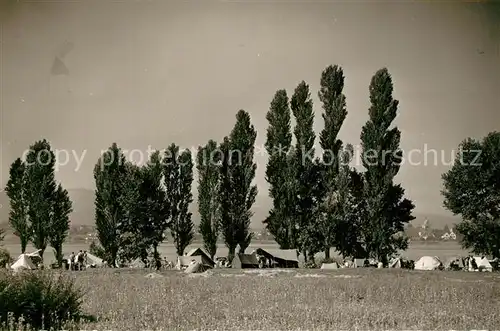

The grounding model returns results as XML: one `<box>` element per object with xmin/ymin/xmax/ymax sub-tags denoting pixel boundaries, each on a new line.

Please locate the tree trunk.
<box><xmin>20</xmin><ymin>237</ymin><xmax>28</xmax><ymax>254</ymax></box>
<box><xmin>39</xmin><ymin>246</ymin><xmax>46</xmax><ymax>264</ymax></box>
<box><xmin>111</xmin><ymin>246</ymin><xmax>118</xmax><ymax>268</ymax></box>
<box><xmin>54</xmin><ymin>245</ymin><xmax>63</xmax><ymax>267</ymax></box>
<box><xmin>153</xmin><ymin>244</ymin><xmax>161</xmax><ymax>270</ymax></box>
<box><xmin>324</xmin><ymin>247</ymin><xmax>330</xmax><ymax>260</ymax></box>
<box><xmin>228</xmin><ymin>246</ymin><xmax>236</xmax><ymax>263</ymax></box>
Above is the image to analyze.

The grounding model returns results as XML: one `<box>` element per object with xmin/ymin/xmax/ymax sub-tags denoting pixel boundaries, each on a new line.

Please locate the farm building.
<box><xmin>185</xmin><ymin>248</ymin><xmax>215</xmax><ymax>268</ymax></box>
<box><xmin>253</xmin><ymin>248</ymin><xmax>299</xmax><ymax>268</ymax></box>
<box><xmin>232</xmin><ymin>253</ymin><xmax>259</xmax><ymax>269</ymax></box>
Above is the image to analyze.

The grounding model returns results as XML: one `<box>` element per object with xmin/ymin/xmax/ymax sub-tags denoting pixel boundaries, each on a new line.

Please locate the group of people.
<box><xmin>67</xmin><ymin>250</ymin><xmax>88</xmax><ymax>271</ymax></box>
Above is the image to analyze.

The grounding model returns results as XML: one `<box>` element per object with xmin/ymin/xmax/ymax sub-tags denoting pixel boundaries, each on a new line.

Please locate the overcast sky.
<box><xmin>1</xmin><ymin>0</ymin><xmax>499</xmax><ymax>217</ymax></box>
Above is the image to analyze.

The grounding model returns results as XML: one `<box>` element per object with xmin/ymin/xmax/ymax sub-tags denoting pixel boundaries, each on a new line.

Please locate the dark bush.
<box><xmin>0</xmin><ymin>270</ymin><xmax>85</xmax><ymax>330</ymax></box>
<box><xmin>0</xmin><ymin>248</ymin><xmax>12</xmax><ymax>268</ymax></box>
<box><xmin>89</xmin><ymin>240</ymin><xmax>106</xmax><ymax>260</ymax></box>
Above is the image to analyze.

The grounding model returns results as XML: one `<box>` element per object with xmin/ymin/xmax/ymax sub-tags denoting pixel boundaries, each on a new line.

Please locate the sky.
<box><xmin>0</xmin><ymin>0</ymin><xmax>499</xmax><ymax>218</ymax></box>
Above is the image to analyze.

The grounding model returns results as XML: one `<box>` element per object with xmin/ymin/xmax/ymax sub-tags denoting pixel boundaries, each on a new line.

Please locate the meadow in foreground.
<box><xmin>74</xmin><ymin>268</ymin><xmax>500</xmax><ymax>330</ymax></box>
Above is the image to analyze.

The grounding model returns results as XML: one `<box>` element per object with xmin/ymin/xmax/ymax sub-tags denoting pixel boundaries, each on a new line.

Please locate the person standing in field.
<box><xmin>76</xmin><ymin>250</ymin><xmax>83</xmax><ymax>271</ymax></box>
<box><xmin>69</xmin><ymin>252</ymin><xmax>75</xmax><ymax>271</ymax></box>
<box><xmin>83</xmin><ymin>250</ymin><xmax>88</xmax><ymax>268</ymax></box>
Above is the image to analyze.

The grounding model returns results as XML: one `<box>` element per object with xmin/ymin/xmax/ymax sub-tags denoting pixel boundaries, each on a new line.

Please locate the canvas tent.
<box><xmin>177</xmin><ymin>256</ymin><xmax>205</xmax><ymax>270</ymax></box>
<box><xmin>231</xmin><ymin>253</ymin><xmax>259</xmax><ymax>269</ymax></box>
<box><xmin>11</xmin><ymin>254</ymin><xmax>36</xmax><ymax>272</ymax></box>
<box><xmin>26</xmin><ymin>249</ymin><xmax>41</xmax><ymax>258</ymax></box>
<box><xmin>414</xmin><ymin>256</ymin><xmax>442</xmax><ymax>271</ymax></box>
<box><xmin>184</xmin><ymin>261</ymin><xmax>209</xmax><ymax>274</ymax></box>
<box><xmin>473</xmin><ymin>256</ymin><xmax>493</xmax><ymax>272</ymax></box>
<box><xmin>444</xmin><ymin>257</ymin><xmax>464</xmax><ymax>271</ymax></box>
<box><xmin>389</xmin><ymin>258</ymin><xmax>403</xmax><ymax>268</ymax></box>
<box><xmin>320</xmin><ymin>262</ymin><xmax>340</xmax><ymax>270</ymax></box>
<box><xmin>353</xmin><ymin>258</ymin><xmax>367</xmax><ymax>268</ymax></box>
<box><xmin>185</xmin><ymin>248</ymin><xmax>215</xmax><ymax>268</ymax></box>
<box><xmin>253</xmin><ymin>248</ymin><xmax>299</xmax><ymax>268</ymax></box>
<box><xmin>86</xmin><ymin>253</ymin><xmax>104</xmax><ymax>267</ymax></box>
<box><xmin>129</xmin><ymin>258</ymin><xmax>147</xmax><ymax>269</ymax></box>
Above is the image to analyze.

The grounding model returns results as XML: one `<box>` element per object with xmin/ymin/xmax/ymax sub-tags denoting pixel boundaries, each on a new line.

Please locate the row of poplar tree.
<box><xmin>262</xmin><ymin>65</ymin><xmax>415</xmax><ymax>265</ymax></box>
<box><xmin>6</xmin><ymin>140</ymin><xmax>73</xmax><ymax>265</ymax></box>
<box><xmin>5</xmin><ymin>64</ymin><xmax>416</xmax><ymax>267</ymax></box>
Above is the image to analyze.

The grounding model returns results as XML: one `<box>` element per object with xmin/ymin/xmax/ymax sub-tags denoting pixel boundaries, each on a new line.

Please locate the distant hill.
<box><xmin>0</xmin><ymin>188</ymin><xmax>459</xmax><ymax>230</ymax></box>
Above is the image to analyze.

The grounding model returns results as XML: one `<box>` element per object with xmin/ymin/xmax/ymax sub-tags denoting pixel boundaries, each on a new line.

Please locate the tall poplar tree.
<box><xmin>317</xmin><ymin>65</ymin><xmax>348</xmax><ymax>259</ymax></box>
<box><xmin>24</xmin><ymin>140</ymin><xmax>57</xmax><ymax>261</ymax></box>
<box><xmin>49</xmin><ymin>184</ymin><xmax>72</xmax><ymax>267</ymax></box>
<box><xmin>263</xmin><ymin>90</ymin><xmax>295</xmax><ymax>249</ymax></box>
<box><xmin>360</xmin><ymin>68</ymin><xmax>415</xmax><ymax>265</ymax></box>
<box><xmin>218</xmin><ymin>110</ymin><xmax>258</xmax><ymax>260</ymax></box>
<box><xmin>94</xmin><ymin>143</ymin><xmax>128</xmax><ymax>267</ymax></box>
<box><xmin>228</xmin><ymin>110</ymin><xmax>257</xmax><ymax>254</ymax></box>
<box><xmin>5</xmin><ymin>158</ymin><xmax>30</xmax><ymax>253</ymax></box>
<box><xmin>290</xmin><ymin>81</ymin><xmax>321</xmax><ymax>261</ymax></box>
<box><xmin>197</xmin><ymin>140</ymin><xmax>221</xmax><ymax>259</ymax></box>
<box><xmin>165</xmin><ymin>144</ymin><xmax>194</xmax><ymax>256</ymax></box>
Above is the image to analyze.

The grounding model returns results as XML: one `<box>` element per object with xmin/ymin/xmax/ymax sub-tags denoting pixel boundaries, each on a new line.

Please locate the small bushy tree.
<box><xmin>442</xmin><ymin>132</ymin><xmax>500</xmax><ymax>259</ymax></box>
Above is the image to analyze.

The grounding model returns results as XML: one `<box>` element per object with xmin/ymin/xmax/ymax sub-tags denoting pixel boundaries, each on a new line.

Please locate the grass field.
<box><xmin>69</xmin><ymin>268</ymin><xmax>500</xmax><ymax>330</ymax></box>
<box><xmin>4</xmin><ymin>241</ymin><xmax>498</xmax><ymax>330</ymax></box>
<box><xmin>3</xmin><ymin>240</ymin><xmax>471</xmax><ymax>265</ymax></box>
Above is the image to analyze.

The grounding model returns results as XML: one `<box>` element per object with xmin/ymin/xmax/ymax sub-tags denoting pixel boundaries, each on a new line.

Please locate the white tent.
<box><xmin>473</xmin><ymin>257</ymin><xmax>493</xmax><ymax>272</ymax></box>
<box><xmin>11</xmin><ymin>254</ymin><xmax>36</xmax><ymax>272</ymax></box>
<box><xmin>184</xmin><ymin>261</ymin><xmax>207</xmax><ymax>274</ymax></box>
<box><xmin>26</xmin><ymin>249</ymin><xmax>41</xmax><ymax>258</ymax></box>
<box><xmin>177</xmin><ymin>256</ymin><xmax>203</xmax><ymax>270</ymax></box>
<box><xmin>320</xmin><ymin>262</ymin><xmax>340</xmax><ymax>270</ymax></box>
<box><xmin>389</xmin><ymin>258</ymin><xmax>403</xmax><ymax>268</ymax></box>
<box><xmin>414</xmin><ymin>256</ymin><xmax>442</xmax><ymax>271</ymax></box>
<box><xmin>86</xmin><ymin>253</ymin><xmax>104</xmax><ymax>267</ymax></box>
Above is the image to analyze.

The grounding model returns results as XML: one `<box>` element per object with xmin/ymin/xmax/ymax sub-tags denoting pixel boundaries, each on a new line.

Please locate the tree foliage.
<box><xmin>229</xmin><ymin>110</ymin><xmax>258</xmax><ymax>254</ymax></box>
<box><xmin>197</xmin><ymin>140</ymin><xmax>221</xmax><ymax>259</ymax></box>
<box><xmin>24</xmin><ymin>140</ymin><xmax>57</xmax><ymax>260</ymax></box>
<box><xmin>117</xmin><ymin>162</ymin><xmax>148</xmax><ymax>263</ymax></box>
<box><xmin>49</xmin><ymin>184</ymin><xmax>73</xmax><ymax>266</ymax></box>
<box><xmin>219</xmin><ymin>110</ymin><xmax>258</xmax><ymax>260</ymax></box>
<box><xmin>5</xmin><ymin>158</ymin><xmax>30</xmax><ymax>253</ymax></box>
<box><xmin>218</xmin><ymin>137</ymin><xmax>238</xmax><ymax>260</ymax></box>
<box><xmin>142</xmin><ymin>151</ymin><xmax>170</xmax><ymax>268</ymax></box>
<box><xmin>359</xmin><ymin>68</ymin><xmax>415</xmax><ymax>265</ymax></box>
<box><xmin>317</xmin><ymin>65</ymin><xmax>348</xmax><ymax>259</ymax></box>
<box><xmin>329</xmin><ymin>146</ymin><xmax>365</xmax><ymax>258</ymax></box>
<box><xmin>165</xmin><ymin>144</ymin><xmax>194</xmax><ymax>256</ymax></box>
<box><xmin>442</xmin><ymin>132</ymin><xmax>500</xmax><ymax>258</ymax></box>
<box><xmin>290</xmin><ymin>81</ymin><xmax>321</xmax><ymax>260</ymax></box>
<box><xmin>94</xmin><ymin>143</ymin><xmax>128</xmax><ymax>267</ymax></box>
<box><xmin>263</xmin><ymin>90</ymin><xmax>295</xmax><ymax>249</ymax></box>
